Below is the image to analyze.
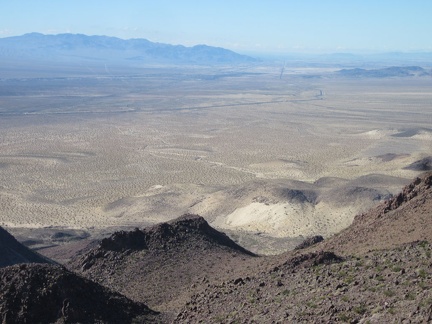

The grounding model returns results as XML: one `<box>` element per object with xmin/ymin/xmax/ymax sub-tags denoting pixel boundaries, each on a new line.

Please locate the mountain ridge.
<box><xmin>0</xmin><ymin>32</ymin><xmax>257</xmax><ymax>65</ymax></box>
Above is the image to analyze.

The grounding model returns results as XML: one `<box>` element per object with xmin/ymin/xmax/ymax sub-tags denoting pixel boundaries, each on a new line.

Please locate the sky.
<box><xmin>1</xmin><ymin>1</ymin><xmax>432</xmax><ymax>54</ymax></box>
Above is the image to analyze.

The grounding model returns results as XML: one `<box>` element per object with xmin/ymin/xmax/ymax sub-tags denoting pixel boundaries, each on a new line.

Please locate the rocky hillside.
<box><xmin>318</xmin><ymin>171</ymin><xmax>432</xmax><ymax>255</ymax></box>
<box><xmin>68</xmin><ymin>214</ymin><xmax>257</xmax><ymax>317</ymax></box>
<box><xmin>0</xmin><ymin>226</ymin><xmax>52</xmax><ymax>267</ymax></box>
<box><xmin>175</xmin><ymin>172</ymin><xmax>432</xmax><ymax>323</ymax></box>
<box><xmin>0</xmin><ymin>263</ymin><xmax>158</xmax><ymax>323</ymax></box>
<box><xmin>176</xmin><ymin>242</ymin><xmax>432</xmax><ymax>323</ymax></box>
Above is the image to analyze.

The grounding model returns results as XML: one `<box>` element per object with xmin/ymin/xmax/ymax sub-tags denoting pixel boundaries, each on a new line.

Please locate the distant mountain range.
<box><xmin>0</xmin><ymin>33</ymin><xmax>257</xmax><ymax>65</ymax></box>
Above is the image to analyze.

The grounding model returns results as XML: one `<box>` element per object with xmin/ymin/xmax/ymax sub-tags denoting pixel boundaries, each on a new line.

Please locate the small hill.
<box><xmin>68</xmin><ymin>214</ymin><xmax>256</xmax><ymax>318</ymax></box>
<box><xmin>0</xmin><ymin>226</ymin><xmax>53</xmax><ymax>267</ymax></box>
<box><xmin>0</xmin><ymin>263</ymin><xmax>158</xmax><ymax>323</ymax></box>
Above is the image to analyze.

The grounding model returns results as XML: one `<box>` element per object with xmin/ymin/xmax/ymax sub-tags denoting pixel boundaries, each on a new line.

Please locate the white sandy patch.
<box><xmin>359</xmin><ymin>129</ymin><xmax>396</xmax><ymax>139</ymax></box>
<box><xmin>412</xmin><ymin>131</ymin><xmax>432</xmax><ymax>141</ymax></box>
<box><xmin>211</xmin><ymin>199</ymin><xmax>373</xmax><ymax>239</ymax></box>
<box><xmin>213</xmin><ymin>202</ymin><xmax>317</xmax><ymax>238</ymax></box>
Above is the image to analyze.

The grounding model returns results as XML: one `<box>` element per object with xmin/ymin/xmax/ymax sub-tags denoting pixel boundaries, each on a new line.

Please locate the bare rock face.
<box><xmin>0</xmin><ymin>226</ymin><xmax>52</xmax><ymax>267</ymax></box>
<box><xmin>0</xmin><ymin>263</ymin><xmax>158</xmax><ymax>324</ymax></box>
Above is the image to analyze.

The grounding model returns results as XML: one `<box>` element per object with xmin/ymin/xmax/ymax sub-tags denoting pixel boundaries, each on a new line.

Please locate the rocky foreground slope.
<box><xmin>176</xmin><ymin>241</ymin><xmax>432</xmax><ymax>323</ymax></box>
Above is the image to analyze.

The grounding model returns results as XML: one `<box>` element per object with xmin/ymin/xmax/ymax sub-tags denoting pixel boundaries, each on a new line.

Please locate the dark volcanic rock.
<box><xmin>285</xmin><ymin>251</ymin><xmax>344</xmax><ymax>268</ymax></box>
<box><xmin>0</xmin><ymin>263</ymin><xmax>157</xmax><ymax>324</ymax></box>
<box><xmin>176</xmin><ymin>242</ymin><xmax>432</xmax><ymax>323</ymax></box>
<box><xmin>0</xmin><ymin>226</ymin><xmax>52</xmax><ymax>267</ymax></box>
<box><xmin>89</xmin><ymin>213</ymin><xmax>255</xmax><ymax>256</ymax></box>
<box><xmin>100</xmin><ymin>227</ymin><xmax>148</xmax><ymax>252</ymax></box>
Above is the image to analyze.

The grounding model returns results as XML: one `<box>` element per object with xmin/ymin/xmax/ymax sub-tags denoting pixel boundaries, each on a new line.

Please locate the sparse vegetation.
<box><xmin>1</xmin><ymin>38</ymin><xmax>432</xmax><ymax>323</ymax></box>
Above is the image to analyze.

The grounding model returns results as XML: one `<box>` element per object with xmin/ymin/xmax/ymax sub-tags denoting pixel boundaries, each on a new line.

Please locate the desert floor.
<box><xmin>1</xmin><ymin>66</ymin><xmax>431</xmax><ymax>253</ymax></box>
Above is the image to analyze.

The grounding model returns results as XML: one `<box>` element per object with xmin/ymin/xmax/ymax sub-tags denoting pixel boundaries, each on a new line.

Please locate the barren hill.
<box><xmin>0</xmin><ymin>226</ymin><xmax>52</xmax><ymax>267</ymax></box>
<box><xmin>68</xmin><ymin>214</ymin><xmax>257</xmax><ymax>317</ymax></box>
<box><xmin>65</xmin><ymin>174</ymin><xmax>432</xmax><ymax>322</ymax></box>
<box><xmin>0</xmin><ymin>263</ymin><xmax>158</xmax><ymax>323</ymax></box>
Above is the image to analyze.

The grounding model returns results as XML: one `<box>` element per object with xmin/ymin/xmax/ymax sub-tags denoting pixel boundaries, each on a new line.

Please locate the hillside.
<box><xmin>68</xmin><ymin>214</ymin><xmax>257</xmax><ymax>316</ymax></box>
<box><xmin>0</xmin><ymin>263</ymin><xmax>158</xmax><ymax>323</ymax></box>
<box><xmin>0</xmin><ymin>33</ymin><xmax>256</xmax><ymax>65</ymax></box>
<box><xmin>176</xmin><ymin>242</ymin><xmax>432</xmax><ymax>323</ymax></box>
<box><xmin>0</xmin><ymin>226</ymin><xmax>53</xmax><ymax>267</ymax></box>
<box><xmin>176</xmin><ymin>172</ymin><xmax>432</xmax><ymax>323</ymax></box>
<box><xmin>317</xmin><ymin>171</ymin><xmax>432</xmax><ymax>255</ymax></box>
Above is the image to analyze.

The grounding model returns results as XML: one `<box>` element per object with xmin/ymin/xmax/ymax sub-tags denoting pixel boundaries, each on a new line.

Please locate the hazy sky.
<box><xmin>1</xmin><ymin>1</ymin><xmax>431</xmax><ymax>54</ymax></box>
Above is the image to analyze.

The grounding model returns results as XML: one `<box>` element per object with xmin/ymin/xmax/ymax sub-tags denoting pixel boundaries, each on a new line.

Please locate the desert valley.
<box><xmin>0</xmin><ymin>33</ymin><xmax>431</xmax><ymax>323</ymax></box>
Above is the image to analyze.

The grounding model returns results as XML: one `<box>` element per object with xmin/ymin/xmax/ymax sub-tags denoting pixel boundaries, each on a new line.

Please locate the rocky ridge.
<box><xmin>68</xmin><ymin>214</ymin><xmax>257</xmax><ymax>316</ymax></box>
<box><xmin>0</xmin><ymin>263</ymin><xmax>158</xmax><ymax>323</ymax></box>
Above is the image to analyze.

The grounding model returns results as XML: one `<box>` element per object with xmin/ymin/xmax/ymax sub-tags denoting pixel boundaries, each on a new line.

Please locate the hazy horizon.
<box><xmin>2</xmin><ymin>1</ymin><xmax>432</xmax><ymax>55</ymax></box>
